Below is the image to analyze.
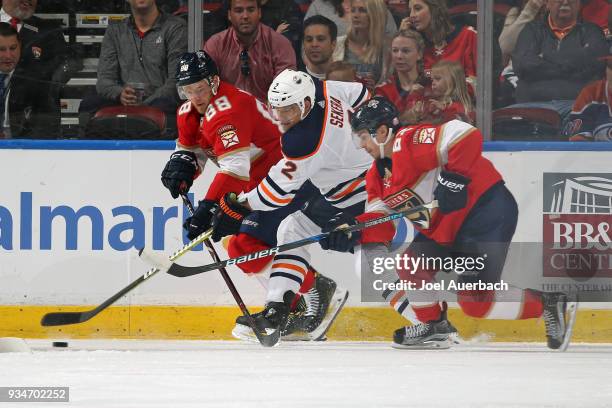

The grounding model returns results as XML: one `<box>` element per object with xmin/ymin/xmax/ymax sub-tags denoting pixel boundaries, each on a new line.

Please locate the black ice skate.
<box><xmin>232</xmin><ymin>292</ymin><xmax>293</xmax><ymax>344</ymax></box>
<box><xmin>392</xmin><ymin>303</ymin><xmax>458</xmax><ymax>350</ymax></box>
<box><xmin>541</xmin><ymin>292</ymin><xmax>578</xmax><ymax>351</ymax></box>
<box><xmin>283</xmin><ymin>272</ymin><xmax>349</xmax><ymax>341</ymax></box>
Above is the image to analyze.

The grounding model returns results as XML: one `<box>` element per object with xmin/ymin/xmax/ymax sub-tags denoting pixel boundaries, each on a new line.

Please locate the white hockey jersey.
<box><xmin>246</xmin><ymin>80</ymin><xmax>372</xmax><ymax>211</ymax></box>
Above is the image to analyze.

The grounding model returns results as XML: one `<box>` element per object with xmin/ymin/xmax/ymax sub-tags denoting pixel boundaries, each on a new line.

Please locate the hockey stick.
<box><xmin>160</xmin><ymin>200</ymin><xmax>438</xmax><ymax>278</ymax></box>
<box><xmin>179</xmin><ymin>194</ymin><xmax>280</xmax><ymax>347</ymax></box>
<box><xmin>40</xmin><ymin>225</ymin><xmax>214</xmax><ymax>327</ymax></box>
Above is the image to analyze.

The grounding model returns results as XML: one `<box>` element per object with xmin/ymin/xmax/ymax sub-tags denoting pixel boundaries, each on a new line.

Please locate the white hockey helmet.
<box><xmin>268</xmin><ymin>69</ymin><xmax>316</xmax><ymax>119</ymax></box>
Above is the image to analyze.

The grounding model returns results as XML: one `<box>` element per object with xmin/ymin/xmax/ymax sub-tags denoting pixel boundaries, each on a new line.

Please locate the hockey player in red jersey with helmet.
<box><xmin>320</xmin><ymin>96</ymin><xmax>578</xmax><ymax>350</ymax></box>
<box><xmin>160</xmin><ymin>51</ymin><xmax>342</xmax><ymax>341</ymax></box>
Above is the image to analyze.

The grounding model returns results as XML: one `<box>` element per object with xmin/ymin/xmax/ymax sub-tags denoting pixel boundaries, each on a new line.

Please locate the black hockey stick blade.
<box><xmin>40</xmin><ymin>228</ymin><xmax>214</xmax><ymax>327</ymax></box>
<box><xmin>41</xmin><ymin>273</ymin><xmax>149</xmax><ymax>326</ymax></box>
<box><xmin>166</xmin><ymin>200</ymin><xmax>438</xmax><ymax>278</ymax></box>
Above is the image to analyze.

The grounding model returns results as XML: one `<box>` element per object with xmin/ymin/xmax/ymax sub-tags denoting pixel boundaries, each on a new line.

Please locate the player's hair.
<box><xmin>431</xmin><ymin>60</ymin><xmax>473</xmax><ymax>117</ymax></box>
<box><xmin>389</xmin><ymin>29</ymin><xmax>425</xmax><ymax>80</ymax></box>
<box><xmin>326</xmin><ymin>61</ymin><xmax>356</xmax><ymax>81</ymax></box>
<box><xmin>347</xmin><ymin>0</ymin><xmax>388</xmax><ymax>65</ymax></box>
<box><xmin>303</xmin><ymin>15</ymin><xmax>339</xmax><ymax>42</ymax></box>
<box><xmin>415</xmin><ymin>0</ymin><xmax>453</xmax><ymax>47</ymax></box>
<box><xmin>0</xmin><ymin>22</ymin><xmax>19</xmax><ymax>39</ymax></box>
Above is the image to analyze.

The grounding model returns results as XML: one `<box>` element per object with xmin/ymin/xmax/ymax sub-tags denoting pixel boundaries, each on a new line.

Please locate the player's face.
<box><xmin>354</xmin><ymin>126</ymin><xmax>389</xmax><ymax>159</ymax></box>
<box><xmin>391</xmin><ymin>36</ymin><xmax>421</xmax><ymax>74</ymax></box>
<box><xmin>271</xmin><ymin>104</ymin><xmax>303</xmax><ymax>131</ymax></box>
<box><xmin>351</xmin><ymin>0</ymin><xmax>370</xmax><ymax>31</ymax></box>
<box><xmin>0</xmin><ymin>35</ymin><xmax>21</xmax><ymax>74</ymax></box>
<box><xmin>430</xmin><ymin>69</ymin><xmax>448</xmax><ymax>97</ymax></box>
<box><xmin>303</xmin><ymin>24</ymin><xmax>336</xmax><ymax>66</ymax></box>
<box><xmin>180</xmin><ymin>79</ymin><xmax>214</xmax><ymax>114</ymax></box>
<box><xmin>3</xmin><ymin>0</ymin><xmax>38</xmax><ymax>20</ymax></box>
<box><xmin>408</xmin><ymin>0</ymin><xmax>432</xmax><ymax>33</ymax></box>
<box><xmin>228</xmin><ymin>0</ymin><xmax>261</xmax><ymax>38</ymax></box>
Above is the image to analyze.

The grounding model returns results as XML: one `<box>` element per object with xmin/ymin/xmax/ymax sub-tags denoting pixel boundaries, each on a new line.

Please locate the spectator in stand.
<box><xmin>79</xmin><ymin>0</ymin><xmax>187</xmax><ymax>133</ymax></box>
<box><xmin>400</xmin><ymin>0</ymin><xmax>477</xmax><ymax>88</ymax></box>
<box><xmin>204</xmin><ymin>0</ymin><xmax>296</xmax><ymax>102</ymax></box>
<box><xmin>260</xmin><ymin>0</ymin><xmax>305</xmax><ymax>66</ymax></box>
<box><xmin>423</xmin><ymin>59</ymin><xmax>474</xmax><ymax>124</ymax></box>
<box><xmin>305</xmin><ymin>0</ymin><xmax>397</xmax><ymax>37</ymax></box>
<box><xmin>386</xmin><ymin>0</ymin><xmax>409</xmax><ymax>26</ymax></box>
<box><xmin>564</xmin><ymin>44</ymin><xmax>612</xmax><ymax>141</ymax></box>
<box><xmin>581</xmin><ymin>0</ymin><xmax>609</xmax><ymax>36</ymax></box>
<box><xmin>302</xmin><ymin>15</ymin><xmax>338</xmax><ymax>79</ymax></box>
<box><xmin>375</xmin><ymin>29</ymin><xmax>429</xmax><ymax>125</ymax></box>
<box><xmin>326</xmin><ymin>60</ymin><xmax>357</xmax><ymax>80</ymax></box>
<box><xmin>1</xmin><ymin>0</ymin><xmax>82</xmax><ymax>138</ymax></box>
<box><xmin>499</xmin><ymin>0</ymin><xmax>546</xmax><ymax>64</ymax></box>
<box><xmin>511</xmin><ymin>0</ymin><xmax>607</xmax><ymax>119</ymax></box>
<box><xmin>335</xmin><ymin>0</ymin><xmax>394</xmax><ymax>89</ymax></box>
<box><xmin>0</xmin><ymin>23</ymin><xmax>57</xmax><ymax>138</ymax></box>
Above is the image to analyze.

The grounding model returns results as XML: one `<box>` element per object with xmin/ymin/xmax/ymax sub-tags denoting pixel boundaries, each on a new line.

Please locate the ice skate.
<box><xmin>283</xmin><ymin>272</ymin><xmax>349</xmax><ymax>341</ymax></box>
<box><xmin>392</xmin><ymin>303</ymin><xmax>458</xmax><ymax>349</ymax></box>
<box><xmin>541</xmin><ymin>292</ymin><xmax>578</xmax><ymax>351</ymax></box>
<box><xmin>231</xmin><ymin>292</ymin><xmax>293</xmax><ymax>343</ymax></box>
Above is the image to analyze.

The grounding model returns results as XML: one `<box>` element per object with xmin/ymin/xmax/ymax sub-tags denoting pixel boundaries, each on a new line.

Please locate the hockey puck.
<box><xmin>52</xmin><ymin>341</ymin><xmax>68</xmax><ymax>348</ymax></box>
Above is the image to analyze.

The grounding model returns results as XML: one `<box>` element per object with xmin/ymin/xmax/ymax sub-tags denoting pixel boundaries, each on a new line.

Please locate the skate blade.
<box><xmin>558</xmin><ymin>298</ymin><xmax>579</xmax><ymax>352</ymax></box>
<box><xmin>391</xmin><ymin>339</ymin><xmax>452</xmax><ymax>350</ymax></box>
<box><xmin>309</xmin><ymin>287</ymin><xmax>349</xmax><ymax>341</ymax></box>
<box><xmin>231</xmin><ymin>323</ymin><xmax>325</xmax><ymax>342</ymax></box>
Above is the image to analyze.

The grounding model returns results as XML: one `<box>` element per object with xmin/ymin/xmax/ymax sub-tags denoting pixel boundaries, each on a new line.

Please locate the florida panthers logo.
<box><xmin>383</xmin><ymin>188</ymin><xmax>431</xmax><ymax>229</ymax></box>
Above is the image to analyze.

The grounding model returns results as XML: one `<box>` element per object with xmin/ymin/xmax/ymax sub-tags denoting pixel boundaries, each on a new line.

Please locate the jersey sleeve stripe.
<box><xmin>352</xmin><ymin>85</ymin><xmax>370</xmax><ymax>108</ymax></box>
<box><xmin>265</xmin><ymin>174</ymin><xmax>297</xmax><ymax>196</ymax></box>
<box><xmin>255</xmin><ymin>188</ymin><xmax>283</xmax><ymax>209</ymax></box>
<box><xmin>327</xmin><ymin>177</ymin><xmax>365</xmax><ymax>200</ymax></box>
<box><xmin>259</xmin><ymin>182</ymin><xmax>294</xmax><ymax>205</ymax></box>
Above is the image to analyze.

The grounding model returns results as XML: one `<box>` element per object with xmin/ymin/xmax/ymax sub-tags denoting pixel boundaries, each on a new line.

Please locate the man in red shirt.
<box><xmin>203</xmin><ymin>0</ymin><xmax>296</xmax><ymax>102</ymax></box>
<box><xmin>161</xmin><ymin>51</ymin><xmax>340</xmax><ymax>342</ymax></box>
<box><xmin>321</xmin><ymin>97</ymin><xmax>578</xmax><ymax>350</ymax></box>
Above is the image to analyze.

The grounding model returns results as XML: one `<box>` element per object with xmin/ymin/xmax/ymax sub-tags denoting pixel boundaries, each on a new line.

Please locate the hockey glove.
<box><xmin>161</xmin><ymin>150</ymin><xmax>199</xmax><ymax>199</ymax></box>
<box><xmin>183</xmin><ymin>199</ymin><xmax>218</xmax><ymax>240</ymax></box>
<box><xmin>434</xmin><ymin>170</ymin><xmax>471</xmax><ymax>214</ymax></box>
<box><xmin>211</xmin><ymin>193</ymin><xmax>251</xmax><ymax>242</ymax></box>
<box><xmin>320</xmin><ymin>212</ymin><xmax>361</xmax><ymax>253</ymax></box>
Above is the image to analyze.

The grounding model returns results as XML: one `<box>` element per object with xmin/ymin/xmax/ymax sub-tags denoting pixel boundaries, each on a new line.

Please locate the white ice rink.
<box><xmin>1</xmin><ymin>340</ymin><xmax>611</xmax><ymax>408</ymax></box>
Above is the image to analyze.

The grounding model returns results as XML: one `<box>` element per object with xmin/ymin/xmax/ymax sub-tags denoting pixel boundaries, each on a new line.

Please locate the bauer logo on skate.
<box><xmin>542</xmin><ymin>173</ymin><xmax>612</xmax><ymax>278</ymax></box>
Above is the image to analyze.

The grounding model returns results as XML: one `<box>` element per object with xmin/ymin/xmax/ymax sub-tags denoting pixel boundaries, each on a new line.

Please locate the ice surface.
<box><xmin>1</xmin><ymin>340</ymin><xmax>611</xmax><ymax>408</ymax></box>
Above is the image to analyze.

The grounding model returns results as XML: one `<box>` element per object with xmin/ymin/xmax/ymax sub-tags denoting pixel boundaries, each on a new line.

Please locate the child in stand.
<box><xmin>423</xmin><ymin>60</ymin><xmax>475</xmax><ymax>124</ymax></box>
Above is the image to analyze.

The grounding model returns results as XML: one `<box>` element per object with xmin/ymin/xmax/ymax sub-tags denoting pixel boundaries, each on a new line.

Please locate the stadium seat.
<box><xmin>84</xmin><ymin>106</ymin><xmax>167</xmax><ymax>139</ymax></box>
<box><xmin>492</xmin><ymin>107</ymin><xmax>563</xmax><ymax>141</ymax></box>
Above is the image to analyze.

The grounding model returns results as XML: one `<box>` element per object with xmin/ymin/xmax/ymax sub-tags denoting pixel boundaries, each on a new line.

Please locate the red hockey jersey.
<box><xmin>357</xmin><ymin>120</ymin><xmax>502</xmax><ymax>244</ymax></box>
<box><xmin>423</xmin><ymin>25</ymin><xmax>477</xmax><ymax>86</ymax></box>
<box><xmin>375</xmin><ymin>74</ymin><xmax>428</xmax><ymax>116</ymax></box>
<box><xmin>176</xmin><ymin>81</ymin><xmax>283</xmax><ymax>201</ymax></box>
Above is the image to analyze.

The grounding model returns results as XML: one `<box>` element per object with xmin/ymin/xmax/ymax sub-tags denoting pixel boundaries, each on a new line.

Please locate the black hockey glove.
<box><xmin>434</xmin><ymin>170</ymin><xmax>471</xmax><ymax>214</ymax></box>
<box><xmin>183</xmin><ymin>200</ymin><xmax>218</xmax><ymax>240</ymax></box>
<box><xmin>211</xmin><ymin>193</ymin><xmax>251</xmax><ymax>242</ymax></box>
<box><xmin>320</xmin><ymin>212</ymin><xmax>361</xmax><ymax>253</ymax></box>
<box><xmin>161</xmin><ymin>150</ymin><xmax>198</xmax><ymax>199</ymax></box>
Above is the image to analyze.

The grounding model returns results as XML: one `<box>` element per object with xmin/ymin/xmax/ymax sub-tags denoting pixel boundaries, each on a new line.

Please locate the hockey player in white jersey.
<box><xmin>211</xmin><ymin>69</ymin><xmax>372</xmax><ymax>336</ymax></box>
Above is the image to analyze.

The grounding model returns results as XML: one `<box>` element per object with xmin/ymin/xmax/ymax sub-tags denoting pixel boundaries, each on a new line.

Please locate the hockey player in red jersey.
<box><xmin>160</xmin><ymin>51</ymin><xmax>340</xmax><ymax>341</ymax></box>
<box><xmin>321</xmin><ymin>96</ymin><xmax>578</xmax><ymax>350</ymax></box>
